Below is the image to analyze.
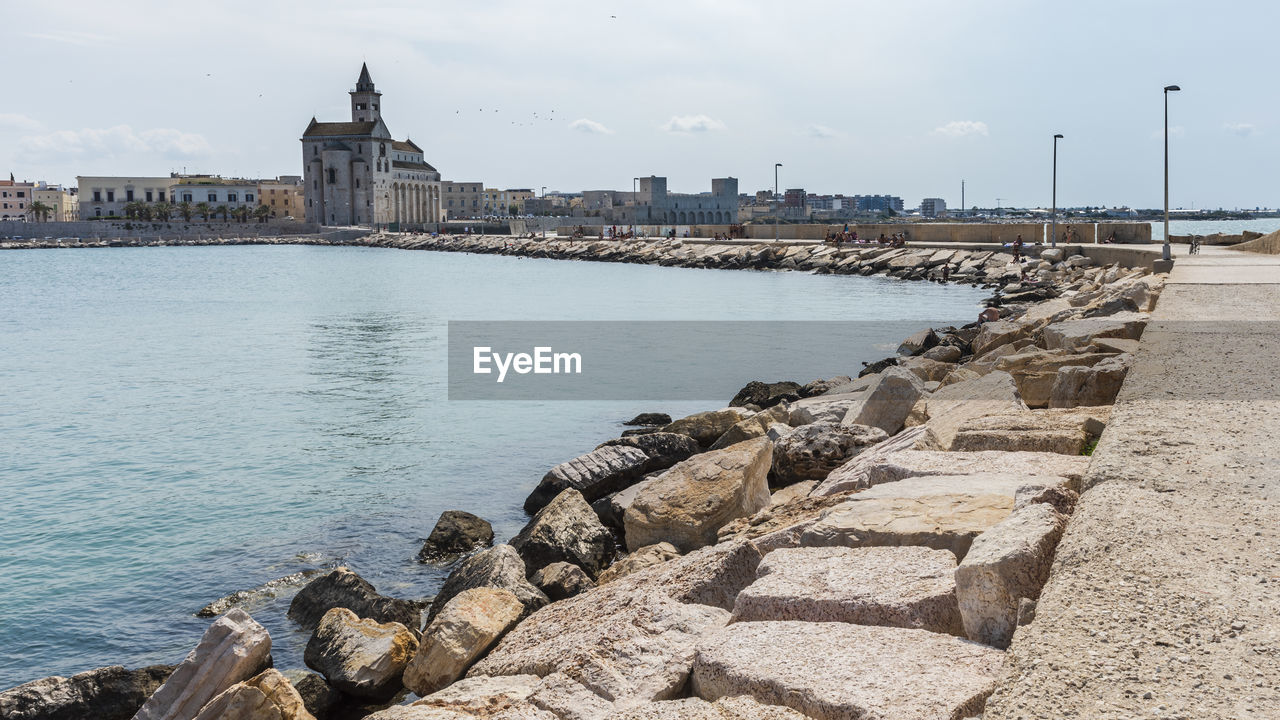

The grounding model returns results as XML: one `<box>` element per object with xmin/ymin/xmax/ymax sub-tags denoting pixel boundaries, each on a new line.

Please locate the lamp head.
<box><xmin>1164</xmin><ymin>84</ymin><xmax>1181</xmax><ymax>92</ymax></box>
<box><xmin>775</xmin><ymin>163</ymin><xmax>783</xmax><ymax>168</ymax></box>
<box><xmin>1054</xmin><ymin>134</ymin><xmax>1064</xmax><ymax>139</ymax></box>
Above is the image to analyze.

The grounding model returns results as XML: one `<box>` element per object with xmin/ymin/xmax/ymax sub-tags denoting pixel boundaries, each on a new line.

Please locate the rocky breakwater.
<box><xmin>0</xmin><ymin>235</ymin><xmax>341</xmax><ymax>251</ymax></box>
<box><xmin>2</xmin><ymin>250</ymin><xmax>1164</xmax><ymax>720</ymax></box>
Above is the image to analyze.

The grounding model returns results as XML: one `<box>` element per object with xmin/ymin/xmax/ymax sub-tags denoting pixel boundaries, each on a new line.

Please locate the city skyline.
<box><xmin>2</xmin><ymin>0</ymin><xmax>1277</xmax><ymax>209</ymax></box>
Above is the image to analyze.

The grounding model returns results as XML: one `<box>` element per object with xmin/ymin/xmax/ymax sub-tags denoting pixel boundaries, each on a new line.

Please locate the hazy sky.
<box><xmin>3</xmin><ymin>1</ymin><xmax>1276</xmax><ymax>209</ymax></box>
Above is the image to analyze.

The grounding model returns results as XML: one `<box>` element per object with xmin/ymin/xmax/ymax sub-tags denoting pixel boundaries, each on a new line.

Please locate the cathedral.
<box><xmin>301</xmin><ymin>64</ymin><xmax>441</xmax><ymax>227</ymax></box>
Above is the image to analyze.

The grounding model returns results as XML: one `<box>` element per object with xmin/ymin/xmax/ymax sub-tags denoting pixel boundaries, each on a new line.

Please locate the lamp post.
<box><xmin>1051</xmin><ymin>134</ymin><xmax>1063</xmax><ymax>248</ymax></box>
<box><xmin>774</xmin><ymin>163</ymin><xmax>782</xmax><ymax>241</ymax></box>
<box><xmin>1163</xmin><ymin>85</ymin><xmax>1181</xmax><ymax>262</ymax></box>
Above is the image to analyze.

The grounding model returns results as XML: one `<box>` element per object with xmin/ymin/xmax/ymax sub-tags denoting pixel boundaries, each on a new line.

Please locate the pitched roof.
<box><xmin>392</xmin><ymin>159</ymin><xmax>438</xmax><ymax>172</ymax></box>
<box><xmin>392</xmin><ymin>138</ymin><xmax>422</xmax><ymax>153</ymax></box>
<box><xmin>356</xmin><ymin>63</ymin><xmax>375</xmax><ymax>92</ymax></box>
<box><xmin>302</xmin><ymin>119</ymin><xmax>378</xmax><ymax>137</ymax></box>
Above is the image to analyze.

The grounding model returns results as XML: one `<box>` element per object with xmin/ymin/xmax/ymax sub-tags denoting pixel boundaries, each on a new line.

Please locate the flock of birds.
<box><xmin>452</xmin><ymin>108</ymin><xmax>559</xmax><ymax>128</ymax></box>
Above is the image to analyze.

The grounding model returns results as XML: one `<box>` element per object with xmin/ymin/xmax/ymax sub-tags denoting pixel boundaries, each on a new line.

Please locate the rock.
<box><xmin>288</xmin><ymin>568</ymin><xmax>423</xmax><ymax>633</ymax></box>
<box><xmin>290</xmin><ymin>675</ymin><xmax>339</xmax><ymax>720</ymax></box>
<box><xmin>303</xmin><ymin>607</ymin><xmax>418</xmax><ymax>700</ymax></box>
<box><xmin>916</xmin><ymin>371</ymin><xmax>1028</xmax><ymax>451</ymax></box>
<box><xmin>607</xmin><ymin>696</ymin><xmax>810</xmax><ymax>719</ymax></box>
<box><xmin>467</xmin><ymin>581</ymin><xmax>731</xmax><ymax>707</ymax></box>
<box><xmin>826</xmin><ymin>448</ymin><xmax>1089</xmax><ymax>494</ymax></box>
<box><xmin>597</xmin><ymin>433</ymin><xmax>700</xmax><ymax>475</ymax></box>
<box><xmin>970</xmin><ymin>320</ymin><xmax>1025</xmax><ymax>357</ymax></box>
<box><xmin>786</xmin><ymin>391</ymin><xmax>867</xmax><ymax>426</ymax></box>
<box><xmin>624</xmin><ymin>437</ymin><xmax>773</xmax><ymax>552</ymax></box>
<box><xmin>403</xmin><ymin>588</ymin><xmax>524</xmax><ymax>697</ymax></box>
<box><xmin>428</xmin><ymin>545</ymin><xmax>549</xmax><ymax>623</ymax></box>
<box><xmin>691</xmin><ymin>621</ymin><xmax>1005</xmax><ymax>720</ymax></box>
<box><xmin>597</xmin><ymin>477</ymin><xmax>656</xmax><ymax>530</ymax></box>
<box><xmin>769</xmin><ymin>480</ymin><xmax>816</xmax><ymax>506</ymax></box>
<box><xmin>1042</xmin><ymin>313</ymin><xmax>1147</xmax><ymax>351</ymax></box>
<box><xmin>716</xmin><ymin>491</ymin><xmax>853</xmax><ymax>554</ymax></box>
<box><xmin>994</xmin><ymin>349</ymin><xmax>1113</xmax><ymax>408</ymax></box>
<box><xmin>858</xmin><ymin>357</ymin><xmax>898</xmax><ymax>377</ymax></box>
<box><xmin>413</xmin><ymin>673</ymin><xmax>541</xmax><ymax>713</ymax></box>
<box><xmin>797</xmin><ymin>376</ymin><xmax>851</xmax><ymax>398</ymax></box>
<box><xmin>198</xmin><ymin>570</ymin><xmax>326</xmax><ymax>619</ymax></box>
<box><xmin>922</xmin><ymin>344</ymin><xmax>963</xmax><ymax>362</ymax></box>
<box><xmin>1048</xmin><ymin>353</ymin><xmax>1132</xmax><ymax>408</ymax></box>
<box><xmin>418</xmin><ymin>511</ymin><xmax>494</xmax><ymax>563</ymax></box>
<box><xmin>808</xmin><ymin>426</ymin><xmax>928</xmax><ymax>496</ymax></box>
<box><xmin>850</xmin><ymin>473</ymin><xmax>1048</xmax><ymax>503</ymax></box>
<box><xmin>623</xmin><ymin>413</ymin><xmax>671</xmax><ymax>426</ymax></box>
<box><xmin>841</xmin><ymin>366</ymin><xmax>926</xmax><ymax>435</ymax></box>
<box><xmin>937</xmin><ymin>366</ymin><xmax>981</xmax><ymax>388</ymax></box>
<box><xmin>660</xmin><ymin>408</ymin><xmax>754</xmax><ymax>447</ymax></box>
<box><xmin>1040</xmin><ymin>248</ymin><xmax>1064</xmax><ymax>263</ymax></box>
<box><xmin>1013</xmin><ymin>482</ymin><xmax>1079</xmax><ymax>515</ymax></box>
<box><xmin>133</xmin><ymin>609</ymin><xmax>272</xmax><ymax>720</ymax></box>
<box><xmin>949</xmin><ymin>407</ymin><xmax>1109</xmax><ymax>455</ymax></box>
<box><xmin>729</xmin><ymin>380</ymin><xmax>800</xmax><ymax>409</ymax></box>
<box><xmin>596</xmin><ymin>542</ymin><xmax>681</xmax><ymax>584</ymax></box>
<box><xmin>731</xmin><ymin>546</ymin><xmax>963</xmax><ymax>634</ymax></box>
<box><xmin>770</xmin><ymin>422</ymin><xmax>886</xmax><ymax>486</ymax></box>
<box><xmin>800</xmin><ymin>491</ymin><xmax>1014</xmax><ymax>560</ymax></box>
<box><xmin>897</xmin><ymin>356</ymin><xmax>955</xmax><ymax>384</ymax></box>
<box><xmin>0</xmin><ymin>665</ymin><xmax>173</xmax><ymax>720</ymax></box>
<box><xmin>955</xmin><ymin>503</ymin><xmax>1068</xmax><ymax>649</ymax></box>
<box><xmin>511</xmin><ymin>489</ymin><xmax>615</xmax><ymax>579</ymax></box>
<box><xmin>896</xmin><ymin>328</ymin><xmax>939</xmax><ymax>356</ymax></box>
<box><xmin>612</xmin><ymin>540</ymin><xmax>763</xmax><ymax>612</ymax></box>
<box><xmin>523</xmin><ymin>445</ymin><xmax>651</xmax><ymax>514</ymax></box>
<box><xmin>707</xmin><ymin>404</ymin><xmax>791</xmax><ymax>451</ymax></box>
<box><xmin>530</xmin><ymin>562</ymin><xmax>596</xmax><ymax>600</ymax></box>
<box><xmin>968</xmin><ymin>338</ymin><xmax>1034</xmax><ymax>375</ymax></box>
<box><xmin>1089</xmin><ymin>337</ymin><xmax>1139</xmax><ymax>354</ymax></box>
<box><xmin>191</xmin><ymin>669</ymin><xmax>315</xmax><ymax>720</ymax></box>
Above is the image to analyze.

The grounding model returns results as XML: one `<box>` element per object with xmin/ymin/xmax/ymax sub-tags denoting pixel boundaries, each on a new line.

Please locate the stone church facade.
<box><xmin>302</xmin><ymin>64</ymin><xmax>441</xmax><ymax>227</ymax></box>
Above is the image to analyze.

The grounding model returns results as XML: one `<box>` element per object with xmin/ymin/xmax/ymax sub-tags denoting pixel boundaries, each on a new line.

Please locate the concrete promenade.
<box><xmin>985</xmin><ymin>249</ymin><xmax>1280</xmax><ymax>718</ymax></box>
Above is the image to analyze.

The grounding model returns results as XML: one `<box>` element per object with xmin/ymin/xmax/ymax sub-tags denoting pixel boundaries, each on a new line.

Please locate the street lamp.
<box><xmin>1163</xmin><ymin>85</ymin><xmax>1181</xmax><ymax>262</ymax></box>
<box><xmin>774</xmin><ymin>163</ymin><xmax>783</xmax><ymax>241</ymax></box>
<box><xmin>1051</xmin><ymin>134</ymin><xmax>1063</xmax><ymax>248</ymax></box>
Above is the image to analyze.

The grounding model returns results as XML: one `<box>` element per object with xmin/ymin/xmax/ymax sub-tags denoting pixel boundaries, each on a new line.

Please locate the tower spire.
<box><xmin>356</xmin><ymin>62</ymin><xmax>375</xmax><ymax>92</ymax></box>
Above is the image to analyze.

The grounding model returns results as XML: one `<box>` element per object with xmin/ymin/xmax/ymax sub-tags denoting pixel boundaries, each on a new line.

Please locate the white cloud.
<box><xmin>569</xmin><ymin>118</ymin><xmax>614</xmax><ymax>135</ymax></box>
<box><xmin>18</xmin><ymin>125</ymin><xmax>213</xmax><ymax>160</ymax></box>
<box><xmin>24</xmin><ymin>31</ymin><xmax>112</xmax><ymax>47</ymax></box>
<box><xmin>804</xmin><ymin>124</ymin><xmax>840</xmax><ymax>139</ymax></box>
<box><xmin>0</xmin><ymin>113</ymin><xmax>43</xmax><ymax>132</ymax></box>
<box><xmin>931</xmin><ymin>120</ymin><xmax>989</xmax><ymax>138</ymax></box>
<box><xmin>1224</xmin><ymin>122</ymin><xmax>1256</xmax><ymax>137</ymax></box>
<box><xmin>660</xmin><ymin>114</ymin><xmax>726</xmax><ymax>133</ymax></box>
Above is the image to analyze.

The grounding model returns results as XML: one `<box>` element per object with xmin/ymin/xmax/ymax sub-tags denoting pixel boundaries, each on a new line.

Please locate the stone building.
<box><xmin>259</xmin><ymin>175</ymin><xmax>304</xmax><ymax>220</ymax></box>
<box><xmin>33</xmin><ymin>183</ymin><xmax>78</xmax><ymax>221</ymax></box>
<box><xmin>441</xmin><ymin>181</ymin><xmax>483</xmax><ymax>219</ymax></box>
<box><xmin>171</xmin><ymin>176</ymin><xmax>258</xmax><ymax>211</ymax></box>
<box><xmin>301</xmin><ymin>64</ymin><xmax>441</xmax><ymax>227</ymax></box>
<box><xmin>626</xmin><ymin>176</ymin><xmax>739</xmax><ymax>225</ymax></box>
<box><xmin>0</xmin><ymin>178</ymin><xmax>34</xmax><ymax>220</ymax></box>
<box><xmin>76</xmin><ymin>176</ymin><xmax>174</xmax><ymax>219</ymax></box>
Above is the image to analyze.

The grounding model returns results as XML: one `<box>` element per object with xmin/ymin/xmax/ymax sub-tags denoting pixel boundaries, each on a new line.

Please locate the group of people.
<box><xmin>826</xmin><ymin>228</ymin><xmax>909</xmax><ymax>248</ymax></box>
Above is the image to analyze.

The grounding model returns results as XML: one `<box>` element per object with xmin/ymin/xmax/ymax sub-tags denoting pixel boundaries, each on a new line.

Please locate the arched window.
<box><xmin>327</xmin><ymin>168</ymin><xmax>336</xmax><ymax>184</ymax></box>
<box><xmin>380</xmin><ymin>143</ymin><xmax>386</xmax><ymax>156</ymax></box>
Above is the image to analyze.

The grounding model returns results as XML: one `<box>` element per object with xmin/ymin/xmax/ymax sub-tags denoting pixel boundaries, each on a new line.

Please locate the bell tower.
<box><xmin>349</xmin><ymin>63</ymin><xmax>382</xmax><ymax>123</ymax></box>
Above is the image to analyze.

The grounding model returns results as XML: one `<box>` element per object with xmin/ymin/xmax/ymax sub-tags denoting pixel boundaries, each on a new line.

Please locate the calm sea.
<box><xmin>1149</xmin><ymin>218</ymin><xmax>1280</xmax><ymax>242</ymax></box>
<box><xmin>0</xmin><ymin>245</ymin><xmax>986</xmax><ymax>688</ymax></box>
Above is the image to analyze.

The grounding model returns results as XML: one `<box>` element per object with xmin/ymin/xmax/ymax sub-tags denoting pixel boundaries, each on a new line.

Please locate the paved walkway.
<box><xmin>984</xmin><ymin>250</ymin><xmax>1280</xmax><ymax>718</ymax></box>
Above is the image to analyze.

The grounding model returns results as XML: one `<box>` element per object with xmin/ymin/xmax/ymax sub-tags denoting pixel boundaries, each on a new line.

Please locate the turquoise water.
<box><xmin>0</xmin><ymin>245</ymin><xmax>986</xmax><ymax>688</ymax></box>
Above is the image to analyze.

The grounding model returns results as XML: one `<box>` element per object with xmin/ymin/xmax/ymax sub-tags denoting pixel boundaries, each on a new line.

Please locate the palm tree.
<box><xmin>195</xmin><ymin>202</ymin><xmax>212</xmax><ymax>222</ymax></box>
<box><xmin>28</xmin><ymin>200</ymin><xmax>53</xmax><ymax>222</ymax></box>
<box><xmin>216</xmin><ymin>205</ymin><xmax>230</xmax><ymax>223</ymax></box>
<box><xmin>253</xmin><ymin>204</ymin><xmax>271</xmax><ymax>224</ymax></box>
<box><xmin>177</xmin><ymin>201</ymin><xmax>194</xmax><ymax>222</ymax></box>
<box><xmin>122</xmin><ymin>201</ymin><xmax>141</xmax><ymax>220</ymax></box>
<box><xmin>153</xmin><ymin>202</ymin><xmax>173</xmax><ymax>221</ymax></box>
<box><xmin>236</xmin><ymin>206</ymin><xmax>252</xmax><ymax>223</ymax></box>
<box><xmin>137</xmin><ymin>204</ymin><xmax>153</xmax><ymax>221</ymax></box>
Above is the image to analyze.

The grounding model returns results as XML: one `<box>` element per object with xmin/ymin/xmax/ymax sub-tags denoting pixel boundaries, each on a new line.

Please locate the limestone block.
<box><xmin>511</xmin><ymin>489</ymin><xmax>615</xmax><ymax>579</ymax></box>
<box><xmin>288</xmin><ymin>568</ymin><xmax>422</xmax><ymax>633</ymax></box>
<box><xmin>604</xmin><ymin>696</ymin><xmax>810</xmax><ymax>719</ymax></box>
<box><xmin>303</xmin><ymin>608</ymin><xmax>418</xmax><ymax>700</ymax></box>
<box><xmin>841</xmin><ymin>366</ymin><xmax>926</xmax><ymax>435</ymax></box>
<box><xmin>770</xmin><ymin>422</ymin><xmax>887</xmax><ymax>486</ymax></box>
<box><xmin>659</xmin><ymin>408</ymin><xmax>754</xmax><ymax>447</ymax></box>
<box><xmin>826</xmin><ymin>449</ymin><xmax>1089</xmax><ymax>494</ymax></box>
<box><xmin>1041</xmin><ymin>313</ymin><xmax>1147</xmax><ymax>351</ymax></box>
<box><xmin>1048</xmin><ymin>353</ymin><xmax>1132</xmax><ymax>408</ymax></box>
<box><xmin>0</xmin><ymin>665</ymin><xmax>172</xmax><ymax>720</ymax></box>
<box><xmin>596</xmin><ymin>543</ymin><xmax>680</xmax><ymax>585</ymax></box>
<box><xmin>810</xmin><ymin>426</ymin><xmax>928</xmax><ymax>497</ymax></box>
<box><xmin>191</xmin><ymin>669</ymin><xmax>315</xmax><ymax>720</ymax></box>
<box><xmin>418</xmin><ymin>511</ymin><xmax>494</xmax><ymax>563</ymax></box>
<box><xmin>971</xmin><ymin>320</ymin><xmax>1025</xmax><ymax>357</ymax></box>
<box><xmin>523</xmin><ymin>445</ymin><xmax>651</xmax><ymax>513</ymax></box>
<box><xmin>800</xmin><ymin>492</ymin><xmax>1014</xmax><ymax>560</ymax></box>
<box><xmin>949</xmin><ymin>407</ymin><xmax>1109</xmax><ymax>455</ymax></box>
<box><xmin>428</xmin><ymin>545</ymin><xmax>549</xmax><ymax>623</ymax></box>
<box><xmin>403</xmin><ymin>588</ymin><xmax>524</xmax><ymax>696</ymax></box>
<box><xmin>916</xmin><ymin>371</ymin><xmax>1028</xmax><ymax>451</ymax></box>
<box><xmin>530</xmin><ymin>561</ymin><xmax>595</xmax><ymax>601</ymax></box>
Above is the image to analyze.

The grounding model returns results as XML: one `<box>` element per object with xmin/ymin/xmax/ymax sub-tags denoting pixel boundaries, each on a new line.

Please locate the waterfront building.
<box><xmin>920</xmin><ymin>197</ymin><xmax>947</xmax><ymax>217</ymax></box>
<box><xmin>259</xmin><ymin>175</ymin><xmax>305</xmax><ymax>219</ymax></box>
<box><xmin>76</xmin><ymin>176</ymin><xmax>175</xmax><ymax>219</ymax></box>
<box><xmin>32</xmin><ymin>183</ymin><xmax>78</xmax><ymax>221</ymax></box>
<box><xmin>623</xmin><ymin>176</ymin><xmax>739</xmax><ymax>224</ymax></box>
<box><xmin>301</xmin><ymin>63</ymin><xmax>441</xmax><ymax>227</ymax></box>
<box><xmin>854</xmin><ymin>195</ymin><xmax>905</xmax><ymax>213</ymax></box>
<box><xmin>171</xmin><ymin>176</ymin><xmax>259</xmax><ymax>214</ymax></box>
<box><xmin>0</xmin><ymin>178</ymin><xmax>35</xmax><ymax>220</ymax></box>
<box><xmin>479</xmin><ymin>188</ymin><xmax>534</xmax><ymax>216</ymax></box>
<box><xmin>442</xmin><ymin>181</ymin><xmax>484</xmax><ymax>219</ymax></box>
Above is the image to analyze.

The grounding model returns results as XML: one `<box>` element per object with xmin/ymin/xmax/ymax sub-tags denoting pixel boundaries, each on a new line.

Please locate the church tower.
<box><xmin>349</xmin><ymin>63</ymin><xmax>382</xmax><ymax>123</ymax></box>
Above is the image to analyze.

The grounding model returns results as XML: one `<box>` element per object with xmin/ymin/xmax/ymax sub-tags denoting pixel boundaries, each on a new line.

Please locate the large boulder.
<box><xmin>190</xmin><ymin>669</ymin><xmax>315</xmax><ymax>720</ymax></box>
<box><xmin>708</xmin><ymin>405</ymin><xmax>790</xmax><ymax>451</ymax></box>
<box><xmin>797</xmin><ymin>376</ymin><xmax>851</xmax><ymax>398</ymax></box>
<box><xmin>840</xmin><ymin>366</ymin><xmax>926</xmax><ymax>435</ymax></box>
<box><xmin>0</xmin><ymin>665</ymin><xmax>173</xmax><ymax>720</ymax></box>
<box><xmin>994</xmin><ymin>349</ymin><xmax>1113</xmax><ymax>408</ymax></box>
<box><xmin>596</xmin><ymin>543</ymin><xmax>681</xmax><ymax>585</ymax></box>
<box><xmin>1042</xmin><ymin>312</ymin><xmax>1147</xmax><ymax>351</ymax></box>
<box><xmin>428</xmin><ymin>545</ymin><xmax>549</xmax><ymax>623</ymax></box>
<box><xmin>511</xmin><ymin>489</ymin><xmax>615</xmax><ymax>579</ymax></box>
<box><xmin>949</xmin><ymin>407</ymin><xmax>1109</xmax><ymax>455</ymax></box>
<box><xmin>691</xmin><ymin>621</ymin><xmax>1005</xmax><ymax>720</ymax></box>
<box><xmin>896</xmin><ymin>357</ymin><xmax>955</xmax><ymax>384</ymax></box>
<box><xmin>970</xmin><ymin>320</ymin><xmax>1026</xmax><ymax>357</ymax></box>
<box><xmin>608</xmin><ymin>696</ymin><xmax>810</xmax><ymax>719</ymax></box>
<box><xmin>659</xmin><ymin>408</ymin><xmax>754</xmax><ymax>447</ymax></box>
<box><xmin>729</xmin><ymin>380</ymin><xmax>801</xmax><ymax>409</ymax></box>
<box><xmin>810</xmin><ymin>426</ymin><xmax>928</xmax><ymax>497</ymax></box>
<box><xmin>623</xmin><ymin>413</ymin><xmax>671</xmax><ymax>426</ymax></box>
<box><xmin>303</xmin><ymin>608</ymin><xmax>418</xmax><ymax>700</ymax></box>
<box><xmin>896</xmin><ymin>328</ymin><xmax>939</xmax><ymax>356</ymax></box>
<box><xmin>787</xmin><ymin>392</ymin><xmax>867</xmax><ymax>427</ymax></box>
<box><xmin>530</xmin><ymin>561</ymin><xmax>596</xmax><ymax>601</ymax></box>
<box><xmin>523</xmin><ymin>445</ymin><xmax>651</xmax><ymax>514</ymax></box>
<box><xmin>133</xmin><ymin>609</ymin><xmax>272</xmax><ymax>720</ymax></box>
<box><xmin>288</xmin><ymin>568</ymin><xmax>423</xmax><ymax>633</ymax></box>
<box><xmin>825</xmin><ymin>448</ymin><xmax>1089</xmax><ymax>494</ymax></box>
<box><xmin>624</xmin><ymin>437</ymin><xmax>773</xmax><ymax>552</ymax></box>
<box><xmin>731</xmin><ymin>546</ymin><xmax>963</xmax><ymax>635</ymax></box>
<box><xmin>955</xmin><ymin>503</ymin><xmax>1068</xmax><ymax>649</ymax></box>
<box><xmin>289</xmin><ymin>675</ymin><xmax>338</xmax><ymax>720</ymax></box>
<box><xmin>597</xmin><ymin>433</ymin><xmax>700</xmax><ymax>475</ymax></box>
<box><xmin>611</xmin><ymin>540</ymin><xmax>763</xmax><ymax>612</ymax></box>
<box><xmin>402</xmin><ymin>588</ymin><xmax>524</xmax><ymax>697</ymax></box>
<box><xmin>1048</xmin><ymin>353</ymin><xmax>1133</xmax><ymax>408</ymax></box>
<box><xmin>770</xmin><ymin>422</ymin><xmax>887</xmax><ymax>486</ymax></box>
<box><xmin>417</xmin><ymin>511</ymin><xmax>494</xmax><ymax>563</ymax></box>
<box><xmin>916</xmin><ymin>371</ymin><xmax>1028</xmax><ymax>451</ymax></box>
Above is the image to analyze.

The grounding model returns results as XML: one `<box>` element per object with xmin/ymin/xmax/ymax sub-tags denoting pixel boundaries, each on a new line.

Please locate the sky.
<box><xmin>2</xmin><ymin>0</ymin><xmax>1277</xmax><ymax>210</ymax></box>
